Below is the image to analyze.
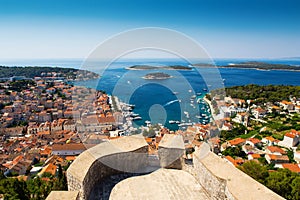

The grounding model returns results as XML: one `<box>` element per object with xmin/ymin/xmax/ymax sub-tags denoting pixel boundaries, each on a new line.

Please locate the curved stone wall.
<box><xmin>48</xmin><ymin>134</ymin><xmax>285</xmax><ymax>200</ymax></box>
<box><xmin>67</xmin><ymin>135</ymin><xmax>148</xmax><ymax>200</ymax></box>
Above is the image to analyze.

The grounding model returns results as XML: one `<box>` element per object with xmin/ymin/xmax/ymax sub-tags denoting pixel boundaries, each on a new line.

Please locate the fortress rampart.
<box><xmin>47</xmin><ymin>134</ymin><xmax>284</xmax><ymax>200</ymax></box>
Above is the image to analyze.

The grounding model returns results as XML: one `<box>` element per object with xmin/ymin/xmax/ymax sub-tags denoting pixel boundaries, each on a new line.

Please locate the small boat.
<box><xmin>196</xmin><ymin>115</ymin><xmax>201</xmax><ymax>119</ymax></box>
<box><xmin>188</xmin><ymin>89</ymin><xmax>192</xmax><ymax>93</ymax></box>
<box><xmin>169</xmin><ymin>120</ymin><xmax>176</xmax><ymax>124</ymax></box>
<box><xmin>191</xmin><ymin>95</ymin><xmax>196</xmax><ymax>99</ymax></box>
<box><xmin>130</xmin><ymin>113</ymin><xmax>139</xmax><ymax>117</ymax></box>
<box><xmin>133</xmin><ymin>116</ymin><xmax>142</xmax><ymax>120</ymax></box>
<box><xmin>173</xmin><ymin>92</ymin><xmax>179</xmax><ymax>95</ymax></box>
<box><xmin>145</xmin><ymin>120</ymin><xmax>151</xmax><ymax>124</ymax></box>
<box><xmin>175</xmin><ymin>121</ymin><xmax>180</xmax><ymax>124</ymax></box>
<box><xmin>178</xmin><ymin>122</ymin><xmax>193</xmax><ymax>126</ymax></box>
<box><xmin>203</xmin><ymin>88</ymin><xmax>207</xmax><ymax>91</ymax></box>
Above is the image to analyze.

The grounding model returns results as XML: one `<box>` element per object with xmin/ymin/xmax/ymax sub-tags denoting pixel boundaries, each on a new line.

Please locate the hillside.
<box><xmin>0</xmin><ymin>66</ymin><xmax>99</xmax><ymax>80</ymax></box>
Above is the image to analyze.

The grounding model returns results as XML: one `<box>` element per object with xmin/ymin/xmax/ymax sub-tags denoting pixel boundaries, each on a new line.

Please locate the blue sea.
<box><xmin>3</xmin><ymin>58</ymin><xmax>300</xmax><ymax>130</ymax></box>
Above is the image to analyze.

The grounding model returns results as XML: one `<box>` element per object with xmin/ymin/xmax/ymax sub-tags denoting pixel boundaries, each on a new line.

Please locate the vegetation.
<box><xmin>0</xmin><ymin>66</ymin><xmax>98</xmax><ymax>80</ymax></box>
<box><xmin>225</xmin><ymin>84</ymin><xmax>300</xmax><ymax>103</ymax></box>
<box><xmin>220</xmin><ymin>123</ymin><xmax>247</xmax><ymax>140</ymax></box>
<box><xmin>239</xmin><ymin>161</ymin><xmax>269</xmax><ymax>184</ymax></box>
<box><xmin>222</xmin><ymin>146</ymin><xmax>247</xmax><ymax>159</ymax></box>
<box><xmin>0</xmin><ymin>165</ymin><xmax>67</xmax><ymax>200</ymax></box>
<box><xmin>9</xmin><ymin>80</ymin><xmax>36</xmax><ymax>92</ymax></box>
<box><xmin>0</xmin><ymin>66</ymin><xmax>77</xmax><ymax>79</ymax></box>
<box><xmin>143</xmin><ymin>72</ymin><xmax>172</xmax><ymax>79</ymax></box>
<box><xmin>221</xmin><ymin>61</ymin><xmax>300</xmax><ymax>71</ymax></box>
<box><xmin>239</xmin><ymin>161</ymin><xmax>300</xmax><ymax>200</ymax></box>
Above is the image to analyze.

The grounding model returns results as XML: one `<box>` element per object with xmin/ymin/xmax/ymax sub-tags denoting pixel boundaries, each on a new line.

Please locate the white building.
<box><xmin>278</xmin><ymin>130</ymin><xmax>300</xmax><ymax>148</ymax></box>
<box><xmin>52</xmin><ymin>143</ymin><xmax>86</xmax><ymax>156</ymax></box>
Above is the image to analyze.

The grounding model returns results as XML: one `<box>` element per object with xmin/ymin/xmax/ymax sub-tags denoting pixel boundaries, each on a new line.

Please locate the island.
<box><xmin>219</xmin><ymin>61</ymin><xmax>300</xmax><ymax>71</ymax></box>
<box><xmin>126</xmin><ymin>65</ymin><xmax>192</xmax><ymax>70</ymax></box>
<box><xmin>142</xmin><ymin>72</ymin><xmax>173</xmax><ymax>80</ymax></box>
<box><xmin>192</xmin><ymin>63</ymin><xmax>216</xmax><ymax>67</ymax></box>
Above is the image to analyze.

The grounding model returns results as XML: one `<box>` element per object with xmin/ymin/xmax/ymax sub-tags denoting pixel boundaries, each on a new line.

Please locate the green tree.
<box><xmin>239</xmin><ymin>161</ymin><xmax>269</xmax><ymax>184</ymax></box>
<box><xmin>0</xmin><ymin>178</ymin><xmax>29</xmax><ymax>200</ymax></box>
<box><xmin>266</xmin><ymin>169</ymin><xmax>298</xmax><ymax>200</ymax></box>
<box><xmin>222</xmin><ymin>146</ymin><xmax>247</xmax><ymax>159</ymax></box>
<box><xmin>291</xmin><ymin>177</ymin><xmax>300</xmax><ymax>200</ymax></box>
<box><xmin>287</xmin><ymin>149</ymin><xmax>296</xmax><ymax>163</ymax></box>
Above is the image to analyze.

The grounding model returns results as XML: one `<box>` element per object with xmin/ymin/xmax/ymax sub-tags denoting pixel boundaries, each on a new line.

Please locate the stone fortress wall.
<box><xmin>191</xmin><ymin>143</ymin><xmax>284</xmax><ymax>200</ymax></box>
<box><xmin>47</xmin><ymin>134</ymin><xmax>284</xmax><ymax>200</ymax></box>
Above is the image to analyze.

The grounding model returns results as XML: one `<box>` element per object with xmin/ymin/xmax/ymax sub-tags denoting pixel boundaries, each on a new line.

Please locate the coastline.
<box><xmin>203</xmin><ymin>95</ymin><xmax>214</xmax><ymax>116</ymax></box>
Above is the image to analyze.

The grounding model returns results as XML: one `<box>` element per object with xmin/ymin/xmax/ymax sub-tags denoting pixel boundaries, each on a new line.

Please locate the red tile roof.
<box><xmin>52</xmin><ymin>143</ymin><xmax>86</xmax><ymax>151</ymax></box>
<box><xmin>282</xmin><ymin>163</ymin><xmax>300</xmax><ymax>173</ymax></box>
<box><xmin>267</xmin><ymin>146</ymin><xmax>286</xmax><ymax>154</ymax></box>
<box><xmin>229</xmin><ymin>138</ymin><xmax>245</xmax><ymax>146</ymax></box>
<box><xmin>250</xmin><ymin>154</ymin><xmax>261</xmax><ymax>159</ymax></box>
<box><xmin>248</xmin><ymin>138</ymin><xmax>261</xmax><ymax>144</ymax></box>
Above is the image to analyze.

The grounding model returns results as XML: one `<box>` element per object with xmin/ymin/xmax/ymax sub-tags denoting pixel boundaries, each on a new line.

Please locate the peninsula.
<box><xmin>0</xmin><ymin>66</ymin><xmax>99</xmax><ymax>81</ymax></box>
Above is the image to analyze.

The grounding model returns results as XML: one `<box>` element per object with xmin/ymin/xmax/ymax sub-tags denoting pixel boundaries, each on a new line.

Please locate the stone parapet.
<box><xmin>158</xmin><ymin>134</ymin><xmax>185</xmax><ymax>169</ymax></box>
<box><xmin>46</xmin><ymin>191</ymin><xmax>79</xmax><ymax>200</ymax></box>
<box><xmin>192</xmin><ymin>143</ymin><xmax>284</xmax><ymax>200</ymax></box>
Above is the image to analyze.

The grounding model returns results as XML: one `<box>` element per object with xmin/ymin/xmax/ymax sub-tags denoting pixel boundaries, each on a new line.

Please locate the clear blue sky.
<box><xmin>0</xmin><ymin>0</ymin><xmax>299</xmax><ymax>59</ymax></box>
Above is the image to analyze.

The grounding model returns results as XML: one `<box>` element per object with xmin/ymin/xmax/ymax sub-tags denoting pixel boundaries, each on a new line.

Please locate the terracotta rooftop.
<box><xmin>229</xmin><ymin>138</ymin><xmax>245</xmax><ymax>146</ymax></box>
<box><xmin>52</xmin><ymin>143</ymin><xmax>87</xmax><ymax>151</ymax></box>
<box><xmin>267</xmin><ymin>146</ymin><xmax>286</xmax><ymax>154</ymax></box>
<box><xmin>41</xmin><ymin>163</ymin><xmax>57</xmax><ymax>176</ymax></box>
<box><xmin>248</xmin><ymin>138</ymin><xmax>261</xmax><ymax>144</ymax></box>
<box><xmin>282</xmin><ymin>163</ymin><xmax>300</xmax><ymax>173</ymax></box>
<box><xmin>250</xmin><ymin>154</ymin><xmax>261</xmax><ymax>159</ymax></box>
<box><xmin>265</xmin><ymin>136</ymin><xmax>276</xmax><ymax>142</ymax></box>
<box><xmin>285</xmin><ymin>130</ymin><xmax>300</xmax><ymax>138</ymax></box>
<box><xmin>267</xmin><ymin>154</ymin><xmax>289</xmax><ymax>161</ymax></box>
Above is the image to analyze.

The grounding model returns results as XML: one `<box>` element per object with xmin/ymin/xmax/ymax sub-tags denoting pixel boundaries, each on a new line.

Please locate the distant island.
<box><xmin>0</xmin><ymin>66</ymin><xmax>99</xmax><ymax>81</ymax></box>
<box><xmin>127</xmin><ymin>61</ymin><xmax>300</xmax><ymax>71</ymax></box>
<box><xmin>126</xmin><ymin>65</ymin><xmax>192</xmax><ymax>70</ymax></box>
<box><xmin>220</xmin><ymin>61</ymin><xmax>300</xmax><ymax>71</ymax></box>
<box><xmin>142</xmin><ymin>72</ymin><xmax>173</xmax><ymax>80</ymax></box>
<box><xmin>192</xmin><ymin>63</ymin><xmax>215</xmax><ymax>67</ymax></box>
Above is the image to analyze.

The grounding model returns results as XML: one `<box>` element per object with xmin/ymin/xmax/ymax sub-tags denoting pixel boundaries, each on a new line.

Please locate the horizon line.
<box><xmin>1</xmin><ymin>57</ymin><xmax>300</xmax><ymax>61</ymax></box>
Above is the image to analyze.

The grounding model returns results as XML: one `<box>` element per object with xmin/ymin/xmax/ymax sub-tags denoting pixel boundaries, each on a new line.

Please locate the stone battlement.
<box><xmin>47</xmin><ymin>134</ymin><xmax>284</xmax><ymax>200</ymax></box>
